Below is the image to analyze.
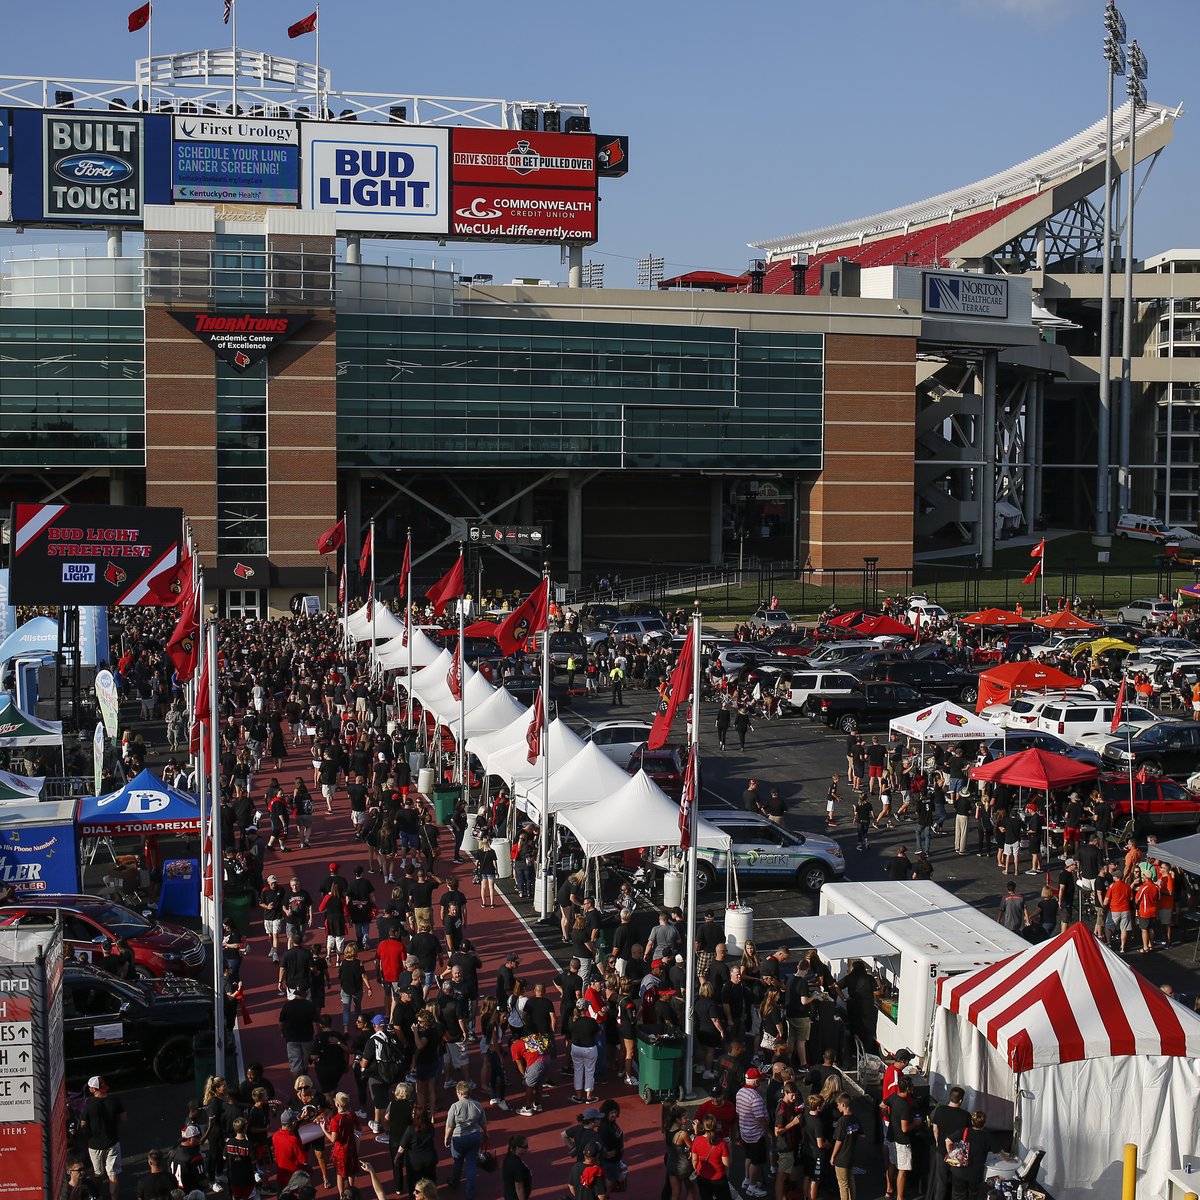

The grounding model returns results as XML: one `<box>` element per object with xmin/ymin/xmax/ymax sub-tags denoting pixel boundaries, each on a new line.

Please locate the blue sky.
<box><xmin>2</xmin><ymin>0</ymin><xmax>1198</xmax><ymax>286</ymax></box>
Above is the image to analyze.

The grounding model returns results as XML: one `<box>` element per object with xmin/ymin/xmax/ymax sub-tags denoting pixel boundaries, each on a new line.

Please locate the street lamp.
<box><xmin>1095</xmin><ymin>0</ymin><xmax>1126</xmax><ymax>546</ymax></box>
<box><xmin>1118</xmin><ymin>38</ymin><xmax>1148</xmax><ymax>517</ymax></box>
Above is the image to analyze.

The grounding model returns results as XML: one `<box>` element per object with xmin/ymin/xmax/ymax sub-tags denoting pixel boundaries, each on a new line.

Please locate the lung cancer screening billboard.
<box><xmin>173</xmin><ymin>115</ymin><xmax>299</xmax><ymax>204</ymax></box>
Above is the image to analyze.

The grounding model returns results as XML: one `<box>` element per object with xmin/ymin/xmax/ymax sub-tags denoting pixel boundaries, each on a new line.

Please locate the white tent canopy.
<box><xmin>441</xmin><ymin>686</ymin><xmax>525</xmax><ymax>739</ymax></box>
<box><xmin>376</xmin><ymin>628</ymin><xmax>444</xmax><ymax>671</ymax></box>
<box><xmin>345</xmin><ymin>603</ymin><xmax>406</xmax><ymax>643</ymax></box>
<box><xmin>559</xmin><ymin>770</ymin><xmax>732</xmax><ymax>858</ymax></box>
<box><xmin>466</xmin><ymin>705</ymin><xmax>536</xmax><ymax>775</ymax></box>
<box><xmin>889</xmin><ymin>699</ymin><xmax>995</xmax><ymax>743</ymax></box>
<box><xmin>514</xmin><ymin>741</ymin><xmax>632</xmax><ymax>818</ymax></box>
<box><xmin>395</xmin><ymin>649</ymin><xmax>452</xmax><ymax>697</ymax></box>
<box><xmin>488</xmin><ymin>718</ymin><xmax>585</xmax><ymax>790</ymax></box>
<box><xmin>414</xmin><ymin>659</ymin><xmax>491</xmax><ymax>726</ymax></box>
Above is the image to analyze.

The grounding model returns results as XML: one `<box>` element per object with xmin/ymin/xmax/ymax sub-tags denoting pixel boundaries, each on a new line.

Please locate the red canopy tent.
<box><xmin>959</xmin><ymin>608</ymin><xmax>1031</xmax><ymax>627</ymax></box>
<box><xmin>853</xmin><ymin>614</ymin><xmax>915</xmax><ymax>639</ymax></box>
<box><xmin>975</xmin><ymin>661</ymin><xmax>1082</xmax><ymax>712</ymax></box>
<box><xmin>1031</xmin><ymin>609</ymin><xmax>1101</xmax><ymax>631</ymax></box>
<box><xmin>464</xmin><ymin>620</ymin><xmax>500</xmax><ymax>637</ymax></box>
<box><xmin>825</xmin><ymin>610</ymin><xmax>876</xmax><ymax>628</ymax></box>
<box><xmin>969</xmin><ymin>747</ymin><xmax>1097</xmax><ymax>791</ymax></box>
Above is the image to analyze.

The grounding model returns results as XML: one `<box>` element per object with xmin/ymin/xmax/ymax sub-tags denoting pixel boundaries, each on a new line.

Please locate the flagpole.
<box><xmin>146</xmin><ymin>5</ymin><xmax>153</xmax><ymax>109</ymax></box>
<box><xmin>458</xmin><ymin>542</ymin><xmax>467</xmax><ymax>789</ymax></box>
<box><xmin>538</xmin><ymin>563</ymin><xmax>552</xmax><ymax>920</ymax></box>
<box><xmin>406</xmin><ymin>529</ymin><xmax>414</xmax><ymax>733</ymax></box>
<box><xmin>230</xmin><ymin>0</ymin><xmax>238</xmax><ymax>113</ymax></box>
<box><xmin>208</xmin><ymin>620</ymin><xmax>225</xmax><ymax>1074</ymax></box>
<box><xmin>1041</xmin><ymin>541</ymin><xmax>1047</xmax><ymax>612</ymax></box>
<box><xmin>341</xmin><ymin>510</ymin><xmax>348</xmax><ymax>651</ymax></box>
<box><xmin>683</xmin><ymin>600</ymin><xmax>702</xmax><ymax>1097</ymax></box>
<box><xmin>369</xmin><ymin>518</ymin><xmax>377</xmax><ymax>679</ymax></box>
<box><xmin>195</xmin><ymin>570</ymin><xmax>208</xmax><ymax>924</ymax></box>
<box><xmin>314</xmin><ymin>4</ymin><xmax>322</xmax><ymax>117</ymax></box>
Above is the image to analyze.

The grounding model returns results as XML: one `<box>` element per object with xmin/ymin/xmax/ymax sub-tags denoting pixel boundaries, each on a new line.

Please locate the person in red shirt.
<box><xmin>1104</xmin><ymin>865</ymin><xmax>1133</xmax><ymax>954</ymax></box>
<box><xmin>271</xmin><ymin>1108</ymin><xmax>310</xmax><ymax>1188</ymax></box>
<box><xmin>695</xmin><ymin>1088</ymin><xmax>737</xmax><ymax>1140</ymax></box>
<box><xmin>511</xmin><ymin>1034</ymin><xmax>548</xmax><ymax>1116</ymax></box>
<box><xmin>690</xmin><ymin>1114</ymin><xmax>732</xmax><ymax>1194</ymax></box>
<box><xmin>1134</xmin><ymin>877</ymin><xmax>1160</xmax><ymax>954</ymax></box>
<box><xmin>1157</xmin><ymin>866</ymin><xmax>1177</xmax><ymax>948</ymax></box>
<box><xmin>376</xmin><ymin>927</ymin><xmax>407</xmax><ymax>999</ymax></box>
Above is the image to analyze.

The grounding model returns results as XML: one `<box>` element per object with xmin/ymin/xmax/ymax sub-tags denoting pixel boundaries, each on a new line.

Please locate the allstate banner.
<box><xmin>0</xmin><ymin>569</ymin><xmax>14</xmax><ymax>647</ymax></box>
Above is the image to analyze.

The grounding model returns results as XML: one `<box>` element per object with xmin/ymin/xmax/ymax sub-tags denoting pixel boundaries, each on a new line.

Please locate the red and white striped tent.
<box><xmin>929</xmin><ymin>924</ymin><xmax>1200</xmax><ymax>1200</ymax></box>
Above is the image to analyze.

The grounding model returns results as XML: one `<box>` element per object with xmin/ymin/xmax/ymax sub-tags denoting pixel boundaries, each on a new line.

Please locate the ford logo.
<box><xmin>54</xmin><ymin>154</ymin><xmax>134</xmax><ymax>183</ymax></box>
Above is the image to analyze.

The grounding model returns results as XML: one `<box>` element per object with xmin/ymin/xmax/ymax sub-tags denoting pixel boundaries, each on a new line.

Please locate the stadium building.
<box><xmin>0</xmin><ymin>47</ymin><xmax>1191</xmax><ymax>613</ymax></box>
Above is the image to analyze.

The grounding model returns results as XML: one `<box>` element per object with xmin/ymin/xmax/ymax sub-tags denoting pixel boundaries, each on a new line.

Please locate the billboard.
<box><xmin>0</xmin><ymin>817</ymin><xmax>78</xmax><ymax>895</ymax></box>
<box><xmin>8</xmin><ymin>503</ymin><xmax>183</xmax><ymax>606</ymax></box>
<box><xmin>451</xmin><ymin>129</ymin><xmax>596</xmax><ymax>188</ymax></box>
<box><xmin>923</xmin><ymin>271</ymin><xmax>1010</xmax><ymax>319</ymax></box>
<box><xmin>301</xmin><ymin>122</ymin><xmax>449</xmax><ymax>234</ymax></box>
<box><xmin>173</xmin><ymin>115</ymin><xmax>299</xmax><ymax>204</ymax></box>
<box><xmin>9</xmin><ymin>109</ymin><xmax>171</xmax><ymax>225</ymax></box>
<box><xmin>169</xmin><ymin>310</ymin><xmax>312</xmax><ymax>371</ymax></box>
<box><xmin>451</xmin><ymin>183</ymin><xmax>596</xmax><ymax>242</ymax></box>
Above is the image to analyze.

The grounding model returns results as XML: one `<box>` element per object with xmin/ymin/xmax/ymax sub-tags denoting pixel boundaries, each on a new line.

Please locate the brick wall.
<box><xmin>807</xmin><ymin>332</ymin><xmax>916</xmax><ymax>571</ymax></box>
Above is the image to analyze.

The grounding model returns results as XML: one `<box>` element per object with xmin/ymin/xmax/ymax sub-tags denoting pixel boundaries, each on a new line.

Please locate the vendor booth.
<box><xmin>0</xmin><ymin>694</ymin><xmax>64</xmax><ymax>750</ymax></box>
<box><xmin>0</xmin><ymin>799</ymin><xmax>78</xmax><ymax>894</ymax></box>
<box><xmin>974</xmin><ymin>662</ymin><xmax>1082</xmax><ymax>712</ymax></box>
<box><xmin>375</xmin><ymin>627</ymin><xmax>444</xmax><ymax>671</ymax></box>
<box><xmin>0</xmin><ymin>769</ymin><xmax>45</xmax><ymax>803</ymax></box>
<box><xmin>929</xmin><ymin>923</ymin><xmax>1200</xmax><ymax>1200</ymax></box>
<box><xmin>514</xmin><ymin>741</ymin><xmax>631</xmax><ymax>818</ymax></box>
<box><xmin>345</xmin><ymin>602</ymin><xmax>406</xmax><ymax>643</ymax></box>
<box><xmin>889</xmin><ymin>700</ymin><xmax>995</xmax><ymax>745</ymax></box>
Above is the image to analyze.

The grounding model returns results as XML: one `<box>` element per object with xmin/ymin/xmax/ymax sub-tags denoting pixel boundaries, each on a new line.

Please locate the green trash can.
<box><xmin>637</xmin><ymin>1034</ymin><xmax>685</xmax><ymax>1102</ymax></box>
<box><xmin>433</xmin><ymin>785</ymin><xmax>460</xmax><ymax>824</ymax></box>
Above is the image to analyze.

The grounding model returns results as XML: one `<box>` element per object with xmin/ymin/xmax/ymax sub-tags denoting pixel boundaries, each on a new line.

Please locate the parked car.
<box><xmin>498</xmin><ymin>677</ymin><xmax>571</xmax><ymax>709</ymax></box>
<box><xmin>579</xmin><ymin>603</ymin><xmax>622</xmax><ymax>625</ymax></box>
<box><xmin>906</xmin><ymin>598</ymin><xmax>949</xmax><ymax>624</ymax></box>
<box><xmin>715</xmin><ymin>645</ymin><xmax>786</xmax><ymax>676</ymax></box>
<box><xmin>62</xmin><ymin>961</ymin><xmax>213</xmax><ymax>1083</ymax></box>
<box><xmin>1096</xmin><ymin>774</ymin><xmax>1200</xmax><ymax>836</ymax></box>
<box><xmin>812</xmin><ymin>681</ymin><xmax>930</xmax><ymax>733</ymax></box>
<box><xmin>525</xmin><ymin>631</ymin><xmax>589</xmax><ymax>671</ymax></box>
<box><xmin>1116</xmin><ymin>599</ymin><xmax>1175</xmax><ymax>627</ymax></box>
<box><xmin>805</xmin><ymin>640</ymin><xmax>887</xmax><ymax>666</ymax></box>
<box><xmin>750</xmin><ymin>609</ymin><xmax>793</xmax><ymax>631</ymax></box>
<box><xmin>0</xmin><ymin>895</ymin><xmax>206</xmax><ymax>978</ymax></box>
<box><xmin>982</xmin><ymin>689</ymin><xmax>1102</xmax><ymax>730</ymax></box>
<box><xmin>623</xmin><ymin>603</ymin><xmax>666</xmax><ymax>621</ymax></box>
<box><xmin>584</xmin><ymin>720</ymin><xmax>654</xmax><ymax>765</ymax></box>
<box><xmin>761</xmin><ymin>631</ymin><xmax>816</xmax><ymax>657</ymax></box>
<box><xmin>785</xmin><ymin>670</ymin><xmax>860</xmax><ymax>716</ymax></box>
<box><xmin>625</xmin><ymin>744</ymin><xmax>686</xmax><ymax>798</ymax></box>
<box><xmin>1098</xmin><ymin>720</ymin><xmax>1200</xmax><ymax>778</ymax></box>
<box><xmin>606</xmin><ymin>617</ymin><xmax>671</xmax><ymax>645</ymax></box>
<box><xmin>653</xmin><ymin>810</ymin><xmax>845</xmax><ymax>893</ymax></box>
<box><xmin>1033</xmin><ymin>699</ymin><xmax>1160</xmax><ymax>746</ymax></box>
<box><xmin>867</xmin><ymin>659</ymin><xmax>981</xmax><ymax>706</ymax></box>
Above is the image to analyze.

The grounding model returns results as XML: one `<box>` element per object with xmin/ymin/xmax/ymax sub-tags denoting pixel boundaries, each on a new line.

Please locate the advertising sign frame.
<box><xmin>172</xmin><ymin>115</ymin><xmax>300</xmax><ymax>205</ymax></box>
<box><xmin>450</xmin><ymin>183</ymin><xmax>597</xmax><ymax>243</ymax></box>
<box><xmin>301</xmin><ymin>122</ymin><xmax>449</xmax><ymax>235</ymax></box>
<box><xmin>922</xmin><ymin>271</ymin><xmax>1010</xmax><ymax>319</ymax></box>
<box><xmin>169</xmin><ymin>311</ymin><xmax>312</xmax><ymax>372</ymax></box>
<box><xmin>451</xmin><ymin>128</ymin><xmax>597</xmax><ymax>189</ymax></box>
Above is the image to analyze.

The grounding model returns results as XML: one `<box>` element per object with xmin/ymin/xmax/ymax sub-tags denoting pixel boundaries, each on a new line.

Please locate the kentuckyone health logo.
<box><xmin>923</xmin><ymin>272</ymin><xmax>1008</xmax><ymax>319</ymax></box>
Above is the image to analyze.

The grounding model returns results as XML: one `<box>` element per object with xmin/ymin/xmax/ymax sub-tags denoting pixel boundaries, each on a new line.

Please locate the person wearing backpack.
<box><xmin>360</xmin><ymin>1015</ymin><xmax>402</xmax><ymax>1140</ymax></box>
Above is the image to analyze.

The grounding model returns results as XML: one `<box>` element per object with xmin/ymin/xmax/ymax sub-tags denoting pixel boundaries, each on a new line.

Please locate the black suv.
<box><xmin>63</xmin><ymin>962</ymin><xmax>214</xmax><ymax>1083</ymax></box>
<box><xmin>869</xmin><ymin>658</ymin><xmax>980</xmax><ymax>706</ymax></box>
<box><xmin>1098</xmin><ymin>721</ymin><xmax>1200</xmax><ymax>779</ymax></box>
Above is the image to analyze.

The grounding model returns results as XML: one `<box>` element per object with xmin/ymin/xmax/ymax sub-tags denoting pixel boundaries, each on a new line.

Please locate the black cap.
<box><xmin>506</xmin><ymin>951</ymin><xmax>520</xmax><ymax>962</ymax></box>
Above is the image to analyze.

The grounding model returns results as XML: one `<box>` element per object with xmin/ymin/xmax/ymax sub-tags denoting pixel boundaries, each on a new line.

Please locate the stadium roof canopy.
<box><xmin>748</xmin><ymin>101</ymin><xmax>1180</xmax><ymax>294</ymax></box>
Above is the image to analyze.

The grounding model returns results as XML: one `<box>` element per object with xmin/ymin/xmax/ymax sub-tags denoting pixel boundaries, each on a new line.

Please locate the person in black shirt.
<box><xmin>706</xmin><ymin>942</ymin><xmax>732</xmax><ymax>992</ymax></box>
<box><xmin>347</xmin><ymin>866</ymin><xmax>376</xmax><ymax>950</ymax></box>
<box><xmin>134</xmin><ymin>1150</ymin><xmax>174</xmax><ymax>1200</ymax></box>
<box><xmin>502</xmin><ymin>1135</ymin><xmax>533</xmax><ymax>1200</ymax></box>
<box><xmin>278</xmin><ymin>932</ymin><xmax>314</xmax><ymax>999</ymax></box>
<box><xmin>168</xmin><ymin>1126</ymin><xmax>208</xmax><ymax>1199</ymax></box>
<box><xmin>884</xmin><ymin>847</ymin><xmax>912</xmax><ymax>881</ymax></box>
<box><xmin>224</xmin><ymin>1118</ymin><xmax>257</xmax><ymax>1200</ymax></box>
<box><xmin>496</xmin><ymin>951</ymin><xmax>520</xmax><ymax>1001</ymax></box>
<box><xmin>80</xmin><ymin>1077</ymin><xmax>125</xmax><ymax>1200</ymax></box>
<box><xmin>930</xmin><ymin>1089</ymin><xmax>970</xmax><ymax>1200</ymax></box>
<box><xmin>884</xmin><ymin>1077</ymin><xmax>917</xmax><ymax>1200</ymax></box>
<box><xmin>278</xmin><ymin>992</ymin><xmax>318</xmax><ymax>1077</ymax></box>
<box><xmin>259</xmin><ymin>875</ymin><xmax>287</xmax><ymax>963</ymax></box>
<box><xmin>522</xmin><ymin>982</ymin><xmax>555</xmax><ymax>1038</ymax></box>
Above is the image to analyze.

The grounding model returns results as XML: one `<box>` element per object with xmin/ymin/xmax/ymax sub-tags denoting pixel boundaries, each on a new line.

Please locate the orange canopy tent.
<box><xmin>1030</xmin><ymin>609</ymin><xmax>1101</xmax><ymax>631</ymax></box>
<box><xmin>959</xmin><ymin>608</ymin><xmax>1031</xmax><ymax>627</ymax></box>
<box><xmin>975</xmin><ymin>661</ymin><xmax>1082</xmax><ymax>712</ymax></box>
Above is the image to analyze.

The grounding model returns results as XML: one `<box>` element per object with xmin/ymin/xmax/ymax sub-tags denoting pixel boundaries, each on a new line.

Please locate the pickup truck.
<box><xmin>813</xmin><ymin>681</ymin><xmax>929</xmax><ymax>733</ymax></box>
<box><xmin>866</xmin><ymin>659</ymin><xmax>982</xmax><ymax>706</ymax></box>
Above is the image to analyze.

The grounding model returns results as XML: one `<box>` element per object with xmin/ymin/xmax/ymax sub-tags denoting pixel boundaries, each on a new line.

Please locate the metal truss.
<box><xmin>999</xmin><ymin>197</ymin><xmax>1106</xmax><ymax>273</ymax></box>
<box><xmin>0</xmin><ymin>49</ymin><xmax>588</xmax><ymax>130</ymax></box>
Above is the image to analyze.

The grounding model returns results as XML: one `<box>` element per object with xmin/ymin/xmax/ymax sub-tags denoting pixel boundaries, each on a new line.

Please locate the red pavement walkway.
<box><xmin>234</xmin><ymin>734</ymin><xmax>669</xmax><ymax>1200</ymax></box>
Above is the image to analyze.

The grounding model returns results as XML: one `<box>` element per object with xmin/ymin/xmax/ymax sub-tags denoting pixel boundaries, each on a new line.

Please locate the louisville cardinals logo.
<box><xmin>169</xmin><ymin>575</ymin><xmax>183</xmax><ymax>595</ymax></box>
<box><xmin>915</xmin><ymin>707</ymin><xmax>932</xmax><ymax>722</ymax></box>
<box><xmin>597</xmin><ymin>138</ymin><xmax>624</xmax><ymax>170</ymax></box>
<box><xmin>234</xmin><ymin>351</ymin><xmax>250</xmax><ymax>368</ymax></box>
<box><xmin>180</xmin><ymin>634</ymin><xmax>194</xmax><ymax>655</ymax></box>
<box><xmin>233</xmin><ymin>562</ymin><xmax>255</xmax><ymax>579</ymax></box>
<box><xmin>946</xmin><ymin>712</ymin><xmax>968</xmax><ymax>727</ymax></box>
<box><xmin>513</xmin><ymin>616</ymin><xmax>530</xmax><ymax>642</ymax></box>
<box><xmin>104</xmin><ymin>562</ymin><xmax>127</xmax><ymax>586</ymax></box>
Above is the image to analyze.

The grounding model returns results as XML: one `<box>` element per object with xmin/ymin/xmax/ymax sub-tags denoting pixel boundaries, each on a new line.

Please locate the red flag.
<box><xmin>526</xmin><ymin>688</ymin><xmax>544</xmax><ymax>765</ymax></box>
<box><xmin>146</xmin><ymin>553</ymin><xmax>193</xmax><ymax>608</ymax></box>
<box><xmin>288</xmin><ymin>10</ymin><xmax>317</xmax><ymax>37</ymax></box>
<box><xmin>1031</xmin><ymin>539</ymin><xmax>1045</xmax><ymax>559</ymax></box>
<box><xmin>496</xmin><ymin>579</ymin><xmax>549</xmax><ymax>655</ymax></box>
<box><xmin>166</xmin><ymin>592</ymin><xmax>200</xmax><ymax>681</ymax></box>
<box><xmin>317</xmin><ymin>517</ymin><xmax>346</xmax><ymax>555</ymax></box>
<box><xmin>397</xmin><ymin>535</ymin><xmax>411</xmax><ymax>602</ymax></box>
<box><xmin>1110</xmin><ymin>676</ymin><xmax>1126</xmax><ymax>734</ymax></box>
<box><xmin>447</xmin><ymin>642</ymin><xmax>462</xmax><ymax>701</ymax></box>
<box><xmin>1135</xmin><ymin>765</ymin><xmax>1149</xmax><ymax>785</ymax></box>
<box><xmin>678</xmin><ymin>744</ymin><xmax>698</xmax><ymax>852</ymax></box>
<box><xmin>195</xmin><ymin>656</ymin><xmax>211</xmax><ymax>727</ymax></box>
<box><xmin>1022</xmin><ymin>560</ymin><xmax>1042</xmax><ymax>586</ymax></box>
<box><xmin>359</xmin><ymin>527</ymin><xmax>373</xmax><ymax>578</ymax></box>
<box><xmin>365</xmin><ymin>582</ymin><xmax>374</xmax><ymax>623</ymax></box>
<box><xmin>128</xmin><ymin>2</ymin><xmax>151</xmax><ymax>31</ymax></box>
<box><xmin>425</xmin><ymin>554</ymin><xmax>464</xmax><ymax>618</ymax></box>
<box><xmin>337</xmin><ymin>564</ymin><xmax>345</xmax><ymax>607</ymax></box>
<box><xmin>648</xmin><ymin>624</ymin><xmax>694</xmax><ymax>750</ymax></box>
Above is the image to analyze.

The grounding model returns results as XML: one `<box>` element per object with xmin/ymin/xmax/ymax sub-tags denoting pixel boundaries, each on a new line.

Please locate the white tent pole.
<box><xmin>683</xmin><ymin>602</ymin><xmax>702</xmax><ymax>1096</ymax></box>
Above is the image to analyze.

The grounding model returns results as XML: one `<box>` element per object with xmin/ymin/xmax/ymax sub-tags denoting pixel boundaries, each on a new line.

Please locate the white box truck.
<box><xmin>785</xmin><ymin>880</ymin><xmax>1029</xmax><ymax>1060</ymax></box>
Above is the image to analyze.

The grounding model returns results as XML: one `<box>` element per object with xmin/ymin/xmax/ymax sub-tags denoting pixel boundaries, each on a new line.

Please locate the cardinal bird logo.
<box><xmin>915</xmin><ymin>707</ymin><xmax>932</xmax><ymax>722</ymax></box>
<box><xmin>169</xmin><ymin>575</ymin><xmax>183</xmax><ymax>595</ymax></box>
<box><xmin>946</xmin><ymin>712</ymin><xmax>969</xmax><ymax>727</ymax></box>
<box><xmin>597</xmin><ymin>138</ymin><xmax>624</xmax><ymax>170</ymax></box>
<box><xmin>513</xmin><ymin>617</ymin><xmax>530</xmax><ymax>642</ymax></box>
<box><xmin>233</xmin><ymin>562</ymin><xmax>255</xmax><ymax>579</ymax></box>
<box><xmin>104</xmin><ymin>562</ymin><xmax>127</xmax><ymax>586</ymax></box>
<box><xmin>234</xmin><ymin>351</ymin><xmax>251</xmax><ymax>368</ymax></box>
<box><xmin>180</xmin><ymin>634</ymin><xmax>194</xmax><ymax>654</ymax></box>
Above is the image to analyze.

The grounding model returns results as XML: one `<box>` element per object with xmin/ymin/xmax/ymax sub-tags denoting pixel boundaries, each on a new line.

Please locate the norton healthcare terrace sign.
<box><xmin>922</xmin><ymin>271</ymin><xmax>1010</xmax><ymax>319</ymax></box>
<box><xmin>170</xmin><ymin>311</ymin><xmax>312</xmax><ymax>371</ymax></box>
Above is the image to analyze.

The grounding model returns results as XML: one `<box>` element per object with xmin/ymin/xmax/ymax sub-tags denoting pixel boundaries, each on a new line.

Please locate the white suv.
<box><xmin>982</xmin><ymin>689</ymin><xmax>1099</xmax><ymax>729</ymax></box>
<box><xmin>1034</xmin><ymin>699</ymin><xmax>1160</xmax><ymax>746</ymax></box>
<box><xmin>1116</xmin><ymin>599</ymin><xmax>1175</xmax><ymax>627</ymax></box>
<box><xmin>751</xmin><ymin>609</ymin><xmax>793</xmax><ymax>631</ymax></box>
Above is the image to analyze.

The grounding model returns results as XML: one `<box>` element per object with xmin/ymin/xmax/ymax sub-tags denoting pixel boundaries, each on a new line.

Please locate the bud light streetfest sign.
<box><xmin>169</xmin><ymin>311</ymin><xmax>312</xmax><ymax>372</ymax></box>
<box><xmin>301</xmin><ymin>123</ymin><xmax>449</xmax><ymax>234</ymax></box>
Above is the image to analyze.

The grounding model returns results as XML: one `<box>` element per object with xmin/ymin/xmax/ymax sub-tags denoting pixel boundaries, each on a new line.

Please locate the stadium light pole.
<box><xmin>1096</xmin><ymin>1</ymin><xmax>1126</xmax><ymax>546</ymax></box>
<box><xmin>1118</xmin><ymin>40</ymin><xmax>1147</xmax><ymax>518</ymax></box>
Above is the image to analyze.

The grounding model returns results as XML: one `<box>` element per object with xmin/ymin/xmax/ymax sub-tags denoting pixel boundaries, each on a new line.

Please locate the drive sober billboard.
<box><xmin>8</xmin><ymin>503</ymin><xmax>184</xmax><ymax>606</ymax></box>
<box><xmin>173</xmin><ymin>115</ymin><xmax>299</xmax><ymax>204</ymax></box>
<box><xmin>9</xmin><ymin>109</ymin><xmax>171</xmax><ymax>225</ymax></box>
<box><xmin>449</xmin><ymin>128</ymin><xmax>599</xmax><ymax>244</ymax></box>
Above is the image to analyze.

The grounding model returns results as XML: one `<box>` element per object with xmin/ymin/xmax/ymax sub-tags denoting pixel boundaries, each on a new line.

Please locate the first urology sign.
<box><xmin>301</xmin><ymin>123</ymin><xmax>448</xmax><ymax>235</ymax></box>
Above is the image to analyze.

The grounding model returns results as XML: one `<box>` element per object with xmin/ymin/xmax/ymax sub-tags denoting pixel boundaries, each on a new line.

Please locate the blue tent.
<box><xmin>0</xmin><ymin>616</ymin><xmax>58</xmax><ymax>663</ymax></box>
<box><xmin>76</xmin><ymin>768</ymin><xmax>201</xmax><ymax>835</ymax></box>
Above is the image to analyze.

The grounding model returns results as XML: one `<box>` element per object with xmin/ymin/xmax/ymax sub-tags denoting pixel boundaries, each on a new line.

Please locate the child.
<box><xmin>224</xmin><ymin>1117</ymin><xmax>257</xmax><ymax>1200</ymax></box>
<box><xmin>854</xmin><ymin>794</ymin><xmax>873</xmax><ymax>853</ymax></box>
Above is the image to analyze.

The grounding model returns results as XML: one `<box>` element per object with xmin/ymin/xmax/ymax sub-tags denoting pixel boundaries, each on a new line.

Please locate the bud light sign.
<box><xmin>301</xmin><ymin>123</ymin><xmax>448</xmax><ymax>234</ymax></box>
